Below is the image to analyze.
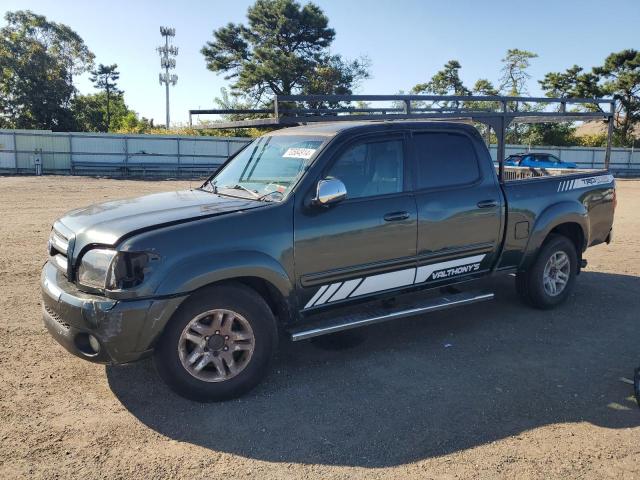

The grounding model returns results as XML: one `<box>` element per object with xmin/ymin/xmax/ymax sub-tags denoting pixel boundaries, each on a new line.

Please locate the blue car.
<box><xmin>504</xmin><ymin>153</ymin><xmax>577</xmax><ymax>169</ymax></box>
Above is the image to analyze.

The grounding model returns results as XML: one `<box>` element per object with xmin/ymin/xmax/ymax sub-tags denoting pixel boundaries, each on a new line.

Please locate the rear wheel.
<box><xmin>515</xmin><ymin>234</ymin><xmax>577</xmax><ymax>309</ymax></box>
<box><xmin>154</xmin><ymin>283</ymin><xmax>278</xmax><ymax>401</ymax></box>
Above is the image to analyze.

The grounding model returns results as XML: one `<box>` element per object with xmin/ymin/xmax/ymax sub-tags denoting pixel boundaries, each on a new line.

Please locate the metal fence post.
<box><xmin>124</xmin><ymin>135</ymin><xmax>129</xmax><ymax>177</ymax></box>
<box><xmin>604</xmin><ymin>101</ymin><xmax>614</xmax><ymax>170</ymax></box>
<box><xmin>176</xmin><ymin>137</ymin><xmax>181</xmax><ymax>177</ymax></box>
<box><xmin>68</xmin><ymin>133</ymin><xmax>74</xmax><ymax>175</ymax></box>
<box><xmin>12</xmin><ymin>131</ymin><xmax>18</xmax><ymax>173</ymax></box>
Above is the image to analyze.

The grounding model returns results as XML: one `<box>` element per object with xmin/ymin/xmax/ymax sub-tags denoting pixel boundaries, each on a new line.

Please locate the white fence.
<box><xmin>1</xmin><ymin>129</ymin><xmax>639</xmax><ymax>177</ymax></box>
<box><xmin>0</xmin><ymin>130</ymin><xmax>251</xmax><ymax>177</ymax></box>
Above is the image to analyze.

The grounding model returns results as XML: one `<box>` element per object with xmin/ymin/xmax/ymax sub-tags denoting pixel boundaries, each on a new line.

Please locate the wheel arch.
<box><xmin>519</xmin><ymin>201</ymin><xmax>588</xmax><ymax>271</ymax></box>
<box><xmin>154</xmin><ymin>250</ymin><xmax>296</xmax><ymax>325</ymax></box>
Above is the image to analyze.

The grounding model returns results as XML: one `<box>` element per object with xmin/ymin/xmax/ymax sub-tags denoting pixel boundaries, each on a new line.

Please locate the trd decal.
<box><xmin>558</xmin><ymin>174</ymin><xmax>614</xmax><ymax>192</ymax></box>
<box><xmin>304</xmin><ymin>254</ymin><xmax>486</xmax><ymax>309</ymax></box>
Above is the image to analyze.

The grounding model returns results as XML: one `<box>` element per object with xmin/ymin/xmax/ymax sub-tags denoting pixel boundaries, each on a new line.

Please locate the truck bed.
<box><xmin>496</xmin><ymin>167</ymin><xmax>615</xmax><ymax>271</ymax></box>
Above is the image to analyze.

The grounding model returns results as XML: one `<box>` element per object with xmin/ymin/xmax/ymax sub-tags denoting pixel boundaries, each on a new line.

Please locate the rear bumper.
<box><xmin>41</xmin><ymin>261</ymin><xmax>184</xmax><ymax>364</ymax></box>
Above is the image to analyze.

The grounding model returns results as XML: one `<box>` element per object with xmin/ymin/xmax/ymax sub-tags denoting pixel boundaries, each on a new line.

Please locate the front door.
<box><xmin>294</xmin><ymin>134</ymin><xmax>417</xmax><ymax>311</ymax></box>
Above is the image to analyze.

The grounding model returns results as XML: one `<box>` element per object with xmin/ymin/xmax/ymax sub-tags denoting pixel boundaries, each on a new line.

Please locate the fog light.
<box><xmin>88</xmin><ymin>334</ymin><xmax>101</xmax><ymax>353</ymax></box>
<box><xmin>74</xmin><ymin>332</ymin><xmax>100</xmax><ymax>356</ymax></box>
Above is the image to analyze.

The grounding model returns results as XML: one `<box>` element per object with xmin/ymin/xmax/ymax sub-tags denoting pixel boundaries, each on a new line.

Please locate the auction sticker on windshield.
<box><xmin>283</xmin><ymin>148</ymin><xmax>316</xmax><ymax>159</ymax></box>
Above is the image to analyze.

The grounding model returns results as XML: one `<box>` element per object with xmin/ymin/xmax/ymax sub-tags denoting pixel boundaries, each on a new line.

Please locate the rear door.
<box><xmin>411</xmin><ymin>128</ymin><xmax>503</xmax><ymax>286</ymax></box>
<box><xmin>294</xmin><ymin>132</ymin><xmax>418</xmax><ymax>311</ymax></box>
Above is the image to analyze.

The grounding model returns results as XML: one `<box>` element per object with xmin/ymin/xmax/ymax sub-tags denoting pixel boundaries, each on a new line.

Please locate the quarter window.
<box><xmin>327</xmin><ymin>139</ymin><xmax>404</xmax><ymax>199</ymax></box>
<box><xmin>414</xmin><ymin>132</ymin><xmax>480</xmax><ymax>189</ymax></box>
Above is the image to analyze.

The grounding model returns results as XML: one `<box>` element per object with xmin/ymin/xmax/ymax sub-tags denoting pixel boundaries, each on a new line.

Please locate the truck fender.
<box><xmin>155</xmin><ymin>250</ymin><xmax>295</xmax><ymax>306</ymax></box>
<box><xmin>519</xmin><ymin>201</ymin><xmax>589</xmax><ymax>271</ymax></box>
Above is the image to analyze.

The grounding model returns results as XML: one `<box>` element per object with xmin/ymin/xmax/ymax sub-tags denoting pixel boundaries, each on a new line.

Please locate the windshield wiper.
<box><xmin>255</xmin><ymin>190</ymin><xmax>282</xmax><ymax>202</ymax></box>
<box><xmin>226</xmin><ymin>184</ymin><xmax>260</xmax><ymax>198</ymax></box>
<box><xmin>205</xmin><ymin>183</ymin><xmax>278</xmax><ymax>202</ymax></box>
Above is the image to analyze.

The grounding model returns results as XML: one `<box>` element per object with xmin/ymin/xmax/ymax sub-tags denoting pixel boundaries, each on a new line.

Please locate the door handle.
<box><xmin>384</xmin><ymin>211</ymin><xmax>410</xmax><ymax>222</ymax></box>
<box><xmin>477</xmin><ymin>200</ymin><xmax>498</xmax><ymax>209</ymax></box>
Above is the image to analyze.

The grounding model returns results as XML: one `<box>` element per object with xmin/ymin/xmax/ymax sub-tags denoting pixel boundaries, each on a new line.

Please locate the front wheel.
<box><xmin>154</xmin><ymin>283</ymin><xmax>278</xmax><ymax>401</ymax></box>
<box><xmin>516</xmin><ymin>234</ymin><xmax>577</xmax><ymax>309</ymax></box>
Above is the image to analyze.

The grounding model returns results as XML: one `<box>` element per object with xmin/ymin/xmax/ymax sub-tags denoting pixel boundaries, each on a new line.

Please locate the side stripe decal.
<box><xmin>329</xmin><ymin>278</ymin><xmax>362</xmax><ymax>302</ymax></box>
<box><xmin>415</xmin><ymin>254</ymin><xmax>486</xmax><ymax>283</ymax></box>
<box><xmin>350</xmin><ymin>268</ymin><xmax>415</xmax><ymax>297</ymax></box>
<box><xmin>304</xmin><ymin>284</ymin><xmax>329</xmax><ymax>309</ymax></box>
<box><xmin>303</xmin><ymin>254</ymin><xmax>487</xmax><ymax>310</ymax></box>
<box><xmin>314</xmin><ymin>282</ymin><xmax>342</xmax><ymax>305</ymax></box>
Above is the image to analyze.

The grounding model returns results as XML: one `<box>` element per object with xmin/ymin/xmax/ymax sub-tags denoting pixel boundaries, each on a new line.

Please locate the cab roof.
<box><xmin>266</xmin><ymin>119</ymin><xmax>477</xmax><ymax>138</ymax></box>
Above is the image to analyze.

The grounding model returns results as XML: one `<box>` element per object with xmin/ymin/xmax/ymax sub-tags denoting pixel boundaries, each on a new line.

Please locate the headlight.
<box><xmin>77</xmin><ymin>249</ymin><xmax>154</xmax><ymax>290</ymax></box>
<box><xmin>77</xmin><ymin>249</ymin><xmax>117</xmax><ymax>289</ymax></box>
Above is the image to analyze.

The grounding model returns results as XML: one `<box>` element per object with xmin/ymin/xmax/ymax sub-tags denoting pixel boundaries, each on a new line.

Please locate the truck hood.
<box><xmin>57</xmin><ymin>189</ymin><xmax>266</xmax><ymax>252</ymax></box>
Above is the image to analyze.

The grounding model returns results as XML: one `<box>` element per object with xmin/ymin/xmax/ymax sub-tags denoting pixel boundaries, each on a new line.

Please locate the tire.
<box><xmin>154</xmin><ymin>282</ymin><xmax>278</xmax><ymax>401</ymax></box>
<box><xmin>515</xmin><ymin>233</ymin><xmax>578</xmax><ymax>310</ymax></box>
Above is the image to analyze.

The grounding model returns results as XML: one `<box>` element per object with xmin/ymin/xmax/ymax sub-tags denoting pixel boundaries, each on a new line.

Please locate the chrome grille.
<box><xmin>48</xmin><ymin>228</ymin><xmax>69</xmax><ymax>276</ymax></box>
<box><xmin>49</xmin><ymin>229</ymin><xmax>68</xmax><ymax>256</ymax></box>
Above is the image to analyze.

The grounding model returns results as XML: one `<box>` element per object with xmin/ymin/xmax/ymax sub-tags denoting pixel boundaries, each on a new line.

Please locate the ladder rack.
<box><xmin>188</xmin><ymin>94</ymin><xmax>616</xmax><ymax>174</ymax></box>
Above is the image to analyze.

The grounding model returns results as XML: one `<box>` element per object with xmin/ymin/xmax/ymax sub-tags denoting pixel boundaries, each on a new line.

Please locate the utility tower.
<box><xmin>157</xmin><ymin>27</ymin><xmax>178</xmax><ymax>128</ymax></box>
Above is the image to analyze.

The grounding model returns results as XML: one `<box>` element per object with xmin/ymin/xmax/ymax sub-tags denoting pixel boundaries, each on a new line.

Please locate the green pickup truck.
<box><xmin>41</xmin><ymin>120</ymin><xmax>616</xmax><ymax>401</ymax></box>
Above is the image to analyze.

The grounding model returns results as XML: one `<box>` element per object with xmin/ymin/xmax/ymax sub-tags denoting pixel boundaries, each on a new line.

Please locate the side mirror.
<box><xmin>313</xmin><ymin>178</ymin><xmax>347</xmax><ymax>206</ymax></box>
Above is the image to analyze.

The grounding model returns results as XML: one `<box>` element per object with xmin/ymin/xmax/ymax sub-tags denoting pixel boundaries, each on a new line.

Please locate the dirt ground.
<box><xmin>0</xmin><ymin>175</ymin><xmax>639</xmax><ymax>479</ymax></box>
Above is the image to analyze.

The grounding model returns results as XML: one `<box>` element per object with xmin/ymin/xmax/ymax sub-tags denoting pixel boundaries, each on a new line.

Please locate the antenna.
<box><xmin>158</xmin><ymin>26</ymin><xmax>178</xmax><ymax>128</ymax></box>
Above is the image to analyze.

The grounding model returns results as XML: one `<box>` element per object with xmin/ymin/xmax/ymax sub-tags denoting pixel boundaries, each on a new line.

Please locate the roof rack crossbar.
<box><xmin>188</xmin><ymin>94</ymin><xmax>616</xmax><ymax>174</ymax></box>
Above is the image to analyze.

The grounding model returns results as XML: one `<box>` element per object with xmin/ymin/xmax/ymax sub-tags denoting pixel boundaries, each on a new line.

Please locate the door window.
<box><xmin>326</xmin><ymin>139</ymin><xmax>404</xmax><ymax>199</ymax></box>
<box><xmin>413</xmin><ymin>132</ymin><xmax>480</xmax><ymax>189</ymax></box>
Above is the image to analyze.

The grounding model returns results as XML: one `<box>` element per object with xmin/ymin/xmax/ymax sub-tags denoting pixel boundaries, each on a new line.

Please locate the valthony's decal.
<box><xmin>304</xmin><ymin>254</ymin><xmax>486</xmax><ymax>309</ymax></box>
<box><xmin>557</xmin><ymin>174</ymin><xmax>614</xmax><ymax>192</ymax></box>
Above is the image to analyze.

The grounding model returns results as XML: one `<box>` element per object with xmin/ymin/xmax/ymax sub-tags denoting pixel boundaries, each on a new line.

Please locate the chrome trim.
<box><xmin>314</xmin><ymin>178</ymin><xmax>347</xmax><ymax>206</ymax></box>
<box><xmin>50</xmin><ymin>230</ymin><xmax>69</xmax><ymax>255</ymax></box>
<box><xmin>42</xmin><ymin>274</ymin><xmax>63</xmax><ymax>301</ymax></box>
<box><xmin>51</xmin><ymin>253</ymin><xmax>68</xmax><ymax>272</ymax></box>
<box><xmin>291</xmin><ymin>292</ymin><xmax>494</xmax><ymax>341</ymax></box>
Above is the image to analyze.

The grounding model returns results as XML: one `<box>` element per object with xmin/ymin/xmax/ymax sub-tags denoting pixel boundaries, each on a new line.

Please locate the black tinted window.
<box><xmin>414</xmin><ymin>132</ymin><xmax>480</xmax><ymax>189</ymax></box>
<box><xmin>327</xmin><ymin>139</ymin><xmax>404</xmax><ymax>199</ymax></box>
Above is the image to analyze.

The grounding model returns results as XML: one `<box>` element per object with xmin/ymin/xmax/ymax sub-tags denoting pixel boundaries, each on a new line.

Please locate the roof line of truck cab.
<box><xmin>265</xmin><ymin>119</ymin><xmax>479</xmax><ymax>137</ymax></box>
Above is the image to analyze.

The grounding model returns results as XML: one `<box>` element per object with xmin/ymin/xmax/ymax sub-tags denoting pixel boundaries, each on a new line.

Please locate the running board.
<box><xmin>289</xmin><ymin>291</ymin><xmax>494</xmax><ymax>341</ymax></box>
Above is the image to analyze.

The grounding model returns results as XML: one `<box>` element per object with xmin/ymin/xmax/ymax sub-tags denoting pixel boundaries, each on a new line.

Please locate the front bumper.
<box><xmin>41</xmin><ymin>261</ymin><xmax>184</xmax><ymax>364</ymax></box>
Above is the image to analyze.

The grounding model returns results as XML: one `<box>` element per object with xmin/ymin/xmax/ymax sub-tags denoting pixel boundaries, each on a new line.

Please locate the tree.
<box><xmin>0</xmin><ymin>10</ymin><xmax>94</xmax><ymax>130</ymax></box>
<box><xmin>540</xmin><ymin>50</ymin><xmax>640</xmax><ymax>147</ymax></box>
<box><xmin>413</xmin><ymin>60</ymin><xmax>470</xmax><ymax>96</ymax></box>
<box><xmin>539</xmin><ymin>65</ymin><xmax>603</xmax><ymax>101</ymax></box>
<box><xmin>2</xmin><ymin>10</ymin><xmax>93</xmax><ymax>82</ymax></box>
<box><xmin>201</xmin><ymin>0</ymin><xmax>369</xmax><ymax>104</ymax></box>
<box><xmin>595</xmin><ymin>50</ymin><xmax>640</xmax><ymax>146</ymax></box>
<box><xmin>472</xmin><ymin>79</ymin><xmax>499</xmax><ymax>96</ymax></box>
<box><xmin>71</xmin><ymin>93</ymin><xmax>149</xmax><ymax>133</ymax></box>
<box><xmin>412</xmin><ymin>60</ymin><xmax>470</xmax><ymax>108</ymax></box>
<box><xmin>498</xmin><ymin>49</ymin><xmax>538</xmax><ymax>143</ymax></box>
<box><xmin>499</xmin><ymin>49</ymin><xmax>538</xmax><ymax>96</ymax></box>
<box><xmin>90</xmin><ymin>64</ymin><xmax>123</xmax><ymax>131</ymax></box>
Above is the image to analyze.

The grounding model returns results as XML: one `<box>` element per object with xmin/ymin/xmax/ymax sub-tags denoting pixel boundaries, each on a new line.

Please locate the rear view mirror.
<box><xmin>313</xmin><ymin>178</ymin><xmax>347</xmax><ymax>206</ymax></box>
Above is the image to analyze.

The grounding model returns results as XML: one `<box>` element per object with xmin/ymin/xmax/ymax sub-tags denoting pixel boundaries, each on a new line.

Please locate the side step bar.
<box><xmin>290</xmin><ymin>291</ymin><xmax>494</xmax><ymax>341</ymax></box>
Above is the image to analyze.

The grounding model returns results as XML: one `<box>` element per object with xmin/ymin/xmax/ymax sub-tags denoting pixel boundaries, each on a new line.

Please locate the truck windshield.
<box><xmin>205</xmin><ymin>135</ymin><xmax>326</xmax><ymax>201</ymax></box>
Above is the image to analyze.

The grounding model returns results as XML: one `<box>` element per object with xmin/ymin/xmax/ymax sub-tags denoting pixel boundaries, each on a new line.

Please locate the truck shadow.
<box><xmin>106</xmin><ymin>271</ymin><xmax>640</xmax><ymax>467</ymax></box>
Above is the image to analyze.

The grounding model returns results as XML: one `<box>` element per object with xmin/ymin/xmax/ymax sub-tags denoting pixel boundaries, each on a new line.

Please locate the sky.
<box><xmin>2</xmin><ymin>0</ymin><xmax>639</xmax><ymax>126</ymax></box>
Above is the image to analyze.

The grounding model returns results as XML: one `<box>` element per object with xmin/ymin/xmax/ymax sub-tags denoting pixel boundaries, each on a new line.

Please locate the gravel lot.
<box><xmin>1</xmin><ymin>176</ymin><xmax>639</xmax><ymax>479</ymax></box>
